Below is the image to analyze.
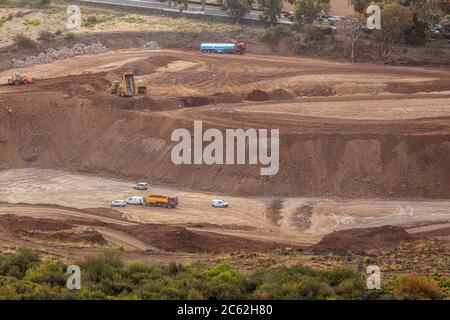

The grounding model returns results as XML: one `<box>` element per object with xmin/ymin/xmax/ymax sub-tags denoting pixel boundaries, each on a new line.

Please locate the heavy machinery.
<box><xmin>110</xmin><ymin>80</ymin><xmax>120</xmax><ymax>94</ymax></box>
<box><xmin>111</xmin><ymin>73</ymin><xmax>147</xmax><ymax>97</ymax></box>
<box><xmin>111</xmin><ymin>73</ymin><xmax>136</xmax><ymax>97</ymax></box>
<box><xmin>136</xmin><ymin>79</ymin><xmax>147</xmax><ymax>94</ymax></box>
<box><xmin>7</xmin><ymin>74</ymin><xmax>34</xmax><ymax>85</ymax></box>
<box><xmin>199</xmin><ymin>42</ymin><xmax>246</xmax><ymax>54</ymax></box>
<box><xmin>144</xmin><ymin>195</ymin><xmax>178</xmax><ymax>208</ymax></box>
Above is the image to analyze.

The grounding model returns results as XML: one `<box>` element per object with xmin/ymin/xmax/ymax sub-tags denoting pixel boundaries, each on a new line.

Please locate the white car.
<box><xmin>126</xmin><ymin>196</ymin><xmax>144</xmax><ymax>205</ymax></box>
<box><xmin>211</xmin><ymin>199</ymin><xmax>228</xmax><ymax>208</ymax></box>
<box><xmin>111</xmin><ymin>200</ymin><xmax>126</xmax><ymax>207</ymax></box>
<box><xmin>327</xmin><ymin>16</ymin><xmax>341</xmax><ymax>22</ymax></box>
<box><xmin>134</xmin><ymin>182</ymin><xmax>148</xmax><ymax>190</ymax></box>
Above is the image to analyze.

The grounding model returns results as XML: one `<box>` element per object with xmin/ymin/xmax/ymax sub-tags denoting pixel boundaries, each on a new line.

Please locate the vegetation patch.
<box><xmin>0</xmin><ymin>248</ymin><xmax>448</xmax><ymax>299</ymax></box>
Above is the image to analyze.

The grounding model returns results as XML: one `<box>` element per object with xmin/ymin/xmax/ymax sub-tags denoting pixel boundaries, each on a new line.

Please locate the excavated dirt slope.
<box><xmin>1</xmin><ymin>50</ymin><xmax>450</xmax><ymax>199</ymax></box>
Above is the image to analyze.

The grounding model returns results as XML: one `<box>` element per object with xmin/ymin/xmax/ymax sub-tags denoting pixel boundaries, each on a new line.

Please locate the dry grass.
<box><xmin>0</xmin><ymin>5</ymin><xmax>244</xmax><ymax>48</ymax></box>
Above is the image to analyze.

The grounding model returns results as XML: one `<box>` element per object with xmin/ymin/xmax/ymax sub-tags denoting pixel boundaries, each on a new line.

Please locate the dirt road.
<box><xmin>0</xmin><ymin>169</ymin><xmax>449</xmax><ymax>246</ymax></box>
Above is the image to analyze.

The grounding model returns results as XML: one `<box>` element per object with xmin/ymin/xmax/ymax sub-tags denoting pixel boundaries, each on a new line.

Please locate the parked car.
<box><xmin>211</xmin><ymin>199</ymin><xmax>228</xmax><ymax>208</ymax></box>
<box><xmin>328</xmin><ymin>16</ymin><xmax>341</xmax><ymax>22</ymax></box>
<box><xmin>134</xmin><ymin>182</ymin><xmax>149</xmax><ymax>190</ymax></box>
<box><xmin>126</xmin><ymin>196</ymin><xmax>144</xmax><ymax>205</ymax></box>
<box><xmin>111</xmin><ymin>200</ymin><xmax>126</xmax><ymax>207</ymax></box>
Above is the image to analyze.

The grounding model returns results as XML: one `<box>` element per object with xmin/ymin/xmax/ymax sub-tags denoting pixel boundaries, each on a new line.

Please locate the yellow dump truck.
<box><xmin>144</xmin><ymin>195</ymin><xmax>178</xmax><ymax>208</ymax></box>
<box><xmin>111</xmin><ymin>73</ymin><xmax>136</xmax><ymax>97</ymax></box>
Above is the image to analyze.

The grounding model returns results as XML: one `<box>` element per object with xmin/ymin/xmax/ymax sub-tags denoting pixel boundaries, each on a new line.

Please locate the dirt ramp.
<box><xmin>310</xmin><ymin>225</ymin><xmax>416</xmax><ymax>255</ymax></box>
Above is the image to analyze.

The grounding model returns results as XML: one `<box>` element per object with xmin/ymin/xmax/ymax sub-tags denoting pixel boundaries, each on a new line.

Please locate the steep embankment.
<box><xmin>1</xmin><ymin>88</ymin><xmax>450</xmax><ymax>198</ymax></box>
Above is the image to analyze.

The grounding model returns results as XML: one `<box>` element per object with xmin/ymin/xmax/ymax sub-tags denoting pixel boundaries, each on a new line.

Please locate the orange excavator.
<box><xmin>8</xmin><ymin>73</ymin><xmax>34</xmax><ymax>85</ymax></box>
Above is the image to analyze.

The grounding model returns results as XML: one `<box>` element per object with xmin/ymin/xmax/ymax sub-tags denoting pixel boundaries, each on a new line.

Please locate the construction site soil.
<box><xmin>0</xmin><ymin>48</ymin><xmax>450</xmax><ymax>260</ymax></box>
<box><xmin>310</xmin><ymin>225</ymin><xmax>416</xmax><ymax>256</ymax></box>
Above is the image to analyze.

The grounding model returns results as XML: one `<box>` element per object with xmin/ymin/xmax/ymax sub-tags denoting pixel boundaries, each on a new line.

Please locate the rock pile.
<box><xmin>12</xmin><ymin>42</ymin><xmax>108</xmax><ymax>68</ymax></box>
<box><xmin>141</xmin><ymin>41</ymin><xmax>160</xmax><ymax>50</ymax></box>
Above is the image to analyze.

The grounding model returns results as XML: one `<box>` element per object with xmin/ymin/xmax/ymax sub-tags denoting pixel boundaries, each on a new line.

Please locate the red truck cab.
<box><xmin>236</xmin><ymin>42</ymin><xmax>246</xmax><ymax>54</ymax></box>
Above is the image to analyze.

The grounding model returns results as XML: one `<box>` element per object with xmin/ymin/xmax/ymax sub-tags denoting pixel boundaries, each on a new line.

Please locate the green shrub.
<box><xmin>13</xmin><ymin>34</ymin><xmax>37</xmax><ymax>48</ymax></box>
<box><xmin>65</xmin><ymin>32</ymin><xmax>76</xmax><ymax>41</ymax></box>
<box><xmin>302</xmin><ymin>24</ymin><xmax>332</xmax><ymax>42</ymax></box>
<box><xmin>393</xmin><ymin>275</ymin><xmax>443</xmax><ymax>300</ymax></box>
<box><xmin>44</xmin><ymin>7</ymin><xmax>60</xmax><ymax>15</ymax></box>
<box><xmin>84</xmin><ymin>15</ymin><xmax>102</xmax><ymax>28</ymax></box>
<box><xmin>298</xmin><ymin>276</ymin><xmax>334</xmax><ymax>299</ymax></box>
<box><xmin>261</xmin><ymin>25</ymin><xmax>291</xmax><ymax>44</ymax></box>
<box><xmin>23</xmin><ymin>18</ymin><xmax>41</xmax><ymax>26</ymax></box>
<box><xmin>0</xmin><ymin>248</ymin><xmax>41</xmax><ymax>278</ymax></box>
<box><xmin>23</xmin><ymin>260</ymin><xmax>67</xmax><ymax>286</ymax></box>
<box><xmin>38</xmin><ymin>0</ymin><xmax>50</xmax><ymax>8</ymax></box>
<box><xmin>38</xmin><ymin>30</ymin><xmax>53</xmax><ymax>41</ymax></box>
<box><xmin>0</xmin><ymin>14</ymin><xmax>13</xmax><ymax>28</ymax></box>
<box><xmin>203</xmin><ymin>263</ymin><xmax>247</xmax><ymax>299</ymax></box>
<box><xmin>80</xmin><ymin>249</ymin><xmax>123</xmax><ymax>283</ymax></box>
<box><xmin>335</xmin><ymin>278</ymin><xmax>365</xmax><ymax>299</ymax></box>
<box><xmin>322</xmin><ymin>267</ymin><xmax>358</xmax><ymax>286</ymax></box>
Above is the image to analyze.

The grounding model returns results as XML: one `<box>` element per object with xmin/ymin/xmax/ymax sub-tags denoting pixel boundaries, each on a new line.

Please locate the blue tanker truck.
<box><xmin>199</xmin><ymin>42</ymin><xmax>246</xmax><ymax>54</ymax></box>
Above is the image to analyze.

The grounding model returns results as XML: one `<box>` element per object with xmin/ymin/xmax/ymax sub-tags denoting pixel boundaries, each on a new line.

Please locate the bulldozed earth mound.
<box><xmin>117</xmin><ymin>224</ymin><xmax>294</xmax><ymax>254</ymax></box>
<box><xmin>310</xmin><ymin>225</ymin><xmax>416</xmax><ymax>256</ymax></box>
<box><xmin>0</xmin><ymin>214</ymin><xmax>107</xmax><ymax>246</ymax></box>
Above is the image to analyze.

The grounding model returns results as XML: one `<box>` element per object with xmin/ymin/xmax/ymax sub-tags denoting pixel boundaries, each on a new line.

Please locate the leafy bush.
<box><xmin>80</xmin><ymin>249</ymin><xmax>123</xmax><ymax>283</ymax></box>
<box><xmin>260</xmin><ymin>25</ymin><xmax>291</xmax><ymax>44</ymax></box>
<box><xmin>38</xmin><ymin>30</ymin><xmax>53</xmax><ymax>41</ymax></box>
<box><xmin>13</xmin><ymin>34</ymin><xmax>37</xmax><ymax>48</ymax></box>
<box><xmin>65</xmin><ymin>32</ymin><xmax>76</xmax><ymax>41</ymax></box>
<box><xmin>302</xmin><ymin>24</ymin><xmax>332</xmax><ymax>42</ymax></box>
<box><xmin>38</xmin><ymin>0</ymin><xmax>50</xmax><ymax>8</ymax></box>
<box><xmin>335</xmin><ymin>278</ymin><xmax>365</xmax><ymax>299</ymax></box>
<box><xmin>84</xmin><ymin>15</ymin><xmax>102</xmax><ymax>28</ymax></box>
<box><xmin>0</xmin><ymin>248</ymin><xmax>41</xmax><ymax>278</ymax></box>
<box><xmin>23</xmin><ymin>260</ymin><xmax>67</xmax><ymax>286</ymax></box>
<box><xmin>23</xmin><ymin>18</ymin><xmax>41</xmax><ymax>26</ymax></box>
<box><xmin>322</xmin><ymin>267</ymin><xmax>358</xmax><ymax>286</ymax></box>
<box><xmin>393</xmin><ymin>275</ymin><xmax>443</xmax><ymax>300</ymax></box>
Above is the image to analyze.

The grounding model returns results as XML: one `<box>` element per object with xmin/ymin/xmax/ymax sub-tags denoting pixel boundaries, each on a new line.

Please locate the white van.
<box><xmin>211</xmin><ymin>199</ymin><xmax>228</xmax><ymax>208</ymax></box>
<box><xmin>134</xmin><ymin>182</ymin><xmax>149</xmax><ymax>190</ymax></box>
<box><xmin>126</xmin><ymin>196</ymin><xmax>144</xmax><ymax>205</ymax></box>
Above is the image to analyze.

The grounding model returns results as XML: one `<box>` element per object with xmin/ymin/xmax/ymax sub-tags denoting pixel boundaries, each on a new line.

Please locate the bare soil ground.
<box><xmin>0</xmin><ymin>47</ymin><xmax>449</xmax><ymax>261</ymax></box>
<box><xmin>0</xmin><ymin>168</ymin><xmax>449</xmax><ymax>256</ymax></box>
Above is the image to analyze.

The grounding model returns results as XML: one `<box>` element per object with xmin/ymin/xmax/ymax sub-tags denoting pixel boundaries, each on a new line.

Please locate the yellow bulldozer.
<box><xmin>111</xmin><ymin>73</ymin><xmax>147</xmax><ymax>97</ymax></box>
